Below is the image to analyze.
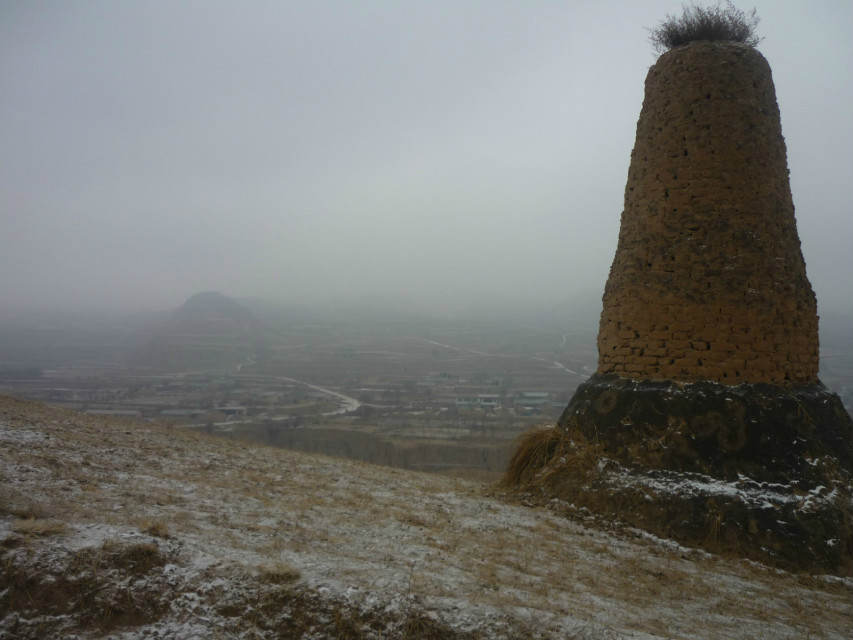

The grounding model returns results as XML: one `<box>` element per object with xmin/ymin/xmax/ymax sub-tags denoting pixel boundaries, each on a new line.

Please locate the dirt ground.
<box><xmin>1</xmin><ymin>394</ymin><xmax>850</xmax><ymax>639</ymax></box>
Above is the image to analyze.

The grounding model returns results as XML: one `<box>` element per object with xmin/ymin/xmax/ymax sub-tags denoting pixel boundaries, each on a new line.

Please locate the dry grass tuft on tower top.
<box><xmin>648</xmin><ymin>1</ymin><xmax>763</xmax><ymax>53</ymax></box>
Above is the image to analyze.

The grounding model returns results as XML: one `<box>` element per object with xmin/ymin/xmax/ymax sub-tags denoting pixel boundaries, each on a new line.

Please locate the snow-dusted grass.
<box><xmin>1</xmin><ymin>395</ymin><xmax>851</xmax><ymax>639</ymax></box>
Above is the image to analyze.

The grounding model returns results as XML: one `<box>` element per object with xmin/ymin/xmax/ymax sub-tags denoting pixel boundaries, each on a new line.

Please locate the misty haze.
<box><xmin>1</xmin><ymin>2</ymin><xmax>852</xmax><ymax>638</ymax></box>
<box><xmin>1</xmin><ymin>0</ymin><xmax>850</xmax><ymax>463</ymax></box>
<box><xmin>1</xmin><ymin>1</ymin><xmax>851</xmax><ymax>318</ymax></box>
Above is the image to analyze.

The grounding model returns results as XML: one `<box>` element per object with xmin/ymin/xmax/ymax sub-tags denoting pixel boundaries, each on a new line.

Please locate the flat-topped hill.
<box><xmin>1</xmin><ymin>395</ymin><xmax>850</xmax><ymax>638</ymax></box>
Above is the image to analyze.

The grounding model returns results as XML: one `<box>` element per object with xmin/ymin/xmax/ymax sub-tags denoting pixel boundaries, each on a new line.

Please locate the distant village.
<box><xmin>1</xmin><ymin>369</ymin><xmax>567</xmax><ymax>428</ymax></box>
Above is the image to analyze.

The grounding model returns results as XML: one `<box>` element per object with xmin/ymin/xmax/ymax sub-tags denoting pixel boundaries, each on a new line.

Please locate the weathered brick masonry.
<box><xmin>597</xmin><ymin>42</ymin><xmax>818</xmax><ymax>386</ymax></box>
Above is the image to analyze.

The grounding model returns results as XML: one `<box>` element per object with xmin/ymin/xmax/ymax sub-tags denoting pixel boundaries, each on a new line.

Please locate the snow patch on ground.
<box><xmin>606</xmin><ymin>465</ymin><xmax>845</xmax><ymax>513</ymax></box>
<box><xmin>1</xmin><ymin>398</ymin><xmax>851</xmax><ymax>639</ymax></box>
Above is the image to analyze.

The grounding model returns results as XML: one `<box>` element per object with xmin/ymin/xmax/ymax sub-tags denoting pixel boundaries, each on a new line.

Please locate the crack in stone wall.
<box><xmin>597</xmin><ymin>42</ymin><xmax>818</xmax><ymax>386</ymax></box>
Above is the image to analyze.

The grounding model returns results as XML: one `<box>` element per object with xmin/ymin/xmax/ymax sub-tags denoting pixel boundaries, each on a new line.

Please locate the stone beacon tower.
<box><xmin>596</xmin><ymin>42</ymin><xmax>819</xmax><ymax>387</ymax></box>
<box><xmin>534</xmin><ymin>41</ymin><xmax>853</xmax><ymax>574</ymax></box>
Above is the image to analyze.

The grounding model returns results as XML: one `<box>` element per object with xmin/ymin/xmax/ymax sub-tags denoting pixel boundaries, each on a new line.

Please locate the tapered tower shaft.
<box><xmin>597</xmin><ymin>42</ymin><xmax>818</xmax><ymax>386</ymax></box>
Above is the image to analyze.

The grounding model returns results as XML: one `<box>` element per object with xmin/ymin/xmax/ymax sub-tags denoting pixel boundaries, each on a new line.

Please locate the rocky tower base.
<box><xmin>523</xmin><ymin>41</ymin><xmax>853</xmax><ymax>574</ymax></box>
<box><xmin>555</xmin><ymin>375</ymin><xmax>853</xmax><ymax>574</ymax></box>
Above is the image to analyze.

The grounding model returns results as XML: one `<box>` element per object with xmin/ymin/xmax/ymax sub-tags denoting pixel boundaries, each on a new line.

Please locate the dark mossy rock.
<box><xmin>552</xmin><ymin>374</ymin><xmax>853</xmax><ymax>574</ymax></box>
<box><xmin>559</xmin><ymin>374</ymin><xmax>853</xmax><ymax>483</ymax></box>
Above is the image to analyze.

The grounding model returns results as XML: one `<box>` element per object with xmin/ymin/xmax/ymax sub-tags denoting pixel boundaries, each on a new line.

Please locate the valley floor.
<box><xmin>1</xmin><ymin>395</ymin><xmax>850</xmax><ymax>639</ymax></box>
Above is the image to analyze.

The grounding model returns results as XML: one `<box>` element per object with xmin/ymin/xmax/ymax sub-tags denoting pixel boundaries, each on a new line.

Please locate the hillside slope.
<box><xmin>1</xmin><ymin>395</ymin><xmax>850</xmax><ymax>639</ymax></box>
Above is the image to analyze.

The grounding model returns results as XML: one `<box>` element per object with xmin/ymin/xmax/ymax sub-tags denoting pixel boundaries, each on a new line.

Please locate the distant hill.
<box><xmin>172</xmin><ymin>291</ymin><xmax>263</xmax><ymax>337</ymax></box>
<box><xmin>180</xmin><ymin>291</ymin><xmax>250</xmax><ymax>316</ymax></box>
<box><xmin>133</xmin><ymin>292</ymin><xmax>267</xmax><ymax>370</ymax></box>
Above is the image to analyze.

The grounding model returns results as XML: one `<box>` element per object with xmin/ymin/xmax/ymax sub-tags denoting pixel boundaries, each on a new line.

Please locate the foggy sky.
<box><xmin>2</xmin><ymin>1</ymin><xmax>851</xmax><ymax>317</ymax></box>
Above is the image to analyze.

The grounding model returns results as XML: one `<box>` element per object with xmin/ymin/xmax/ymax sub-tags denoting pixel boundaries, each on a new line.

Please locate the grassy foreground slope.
<box><xmin>1</xmin><ymin>395</ymin><xmax>850</xmax><ymax>639</ymax></box>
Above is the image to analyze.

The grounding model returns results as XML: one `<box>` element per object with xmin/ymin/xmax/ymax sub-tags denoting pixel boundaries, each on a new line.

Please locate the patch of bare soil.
<box><xmin>1</xmin><ymin>395</ymin><xmax>851</xmax><ymax>639</ymax></box>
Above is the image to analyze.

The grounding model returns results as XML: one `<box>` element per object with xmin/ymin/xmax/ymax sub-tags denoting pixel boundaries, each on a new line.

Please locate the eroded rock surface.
<box><xmin>557</xmin><ymin>374</ymin><xmax>853</xmax><ymax>573</ymax></box>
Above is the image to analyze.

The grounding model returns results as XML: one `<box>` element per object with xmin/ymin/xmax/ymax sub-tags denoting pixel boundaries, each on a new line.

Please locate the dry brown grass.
<box><xmin>0</xmin><ymin>490</ymin><xmax>54</xmax><ymax>521</ymax></box>
<box><xmin>259</xmin><ymin>561</ymin><xmax>302</xmax><ymax>585</ymax></box>
<box><xmin>0</xmin><ymin>538</ymin><xmax>170</xmax><ymax>636</ymax></box>
<box><xmin>11</xmin><ymin>517</ymin><xmax>68</xmax><ymax>538</ymax></box>
<box><xmin>499</xmin><ymin>423</ymin><xmax>603</xmax><ymax>494</ymax></box>
<box><xmin>500</xmin><ymin>425</ymin><xmax>566</xmax><ymax>488</ymax></box>
<box><xmin>3</xmin><ymin>394</ymin><xmax>851</xmax><ymax>638</ymax></box>
<box><xmin>139</xmin><ymin>519</ymin><xmax>170</xmax><ymax>538</ymax></box>
<box><xmin>402</xmin><ymin>610</ymin><xmax>467</xmax><ymax>640</ymax></box>
<box><xmin>204</xmin><ymin>566</ymin><xmax>484</xmax><ymax>640</ymax></box>
<box><xmin>71</xmin><ymin>539</ymin><xmax>167</xmax><ymax>576</ymax></box>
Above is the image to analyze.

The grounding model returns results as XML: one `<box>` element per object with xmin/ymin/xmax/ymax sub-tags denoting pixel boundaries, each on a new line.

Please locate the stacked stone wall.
<box><xmin>597</xmin><ymin>42</ymin><xmax>818</xmax><ymax>386</ymax></box>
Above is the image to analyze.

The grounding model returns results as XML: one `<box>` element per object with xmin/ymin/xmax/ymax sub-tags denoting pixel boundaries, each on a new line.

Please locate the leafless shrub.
<box><xmin>648</xmin><ymin>1</ymin><xmax>762</xmax><ymax>53</ymax></box>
